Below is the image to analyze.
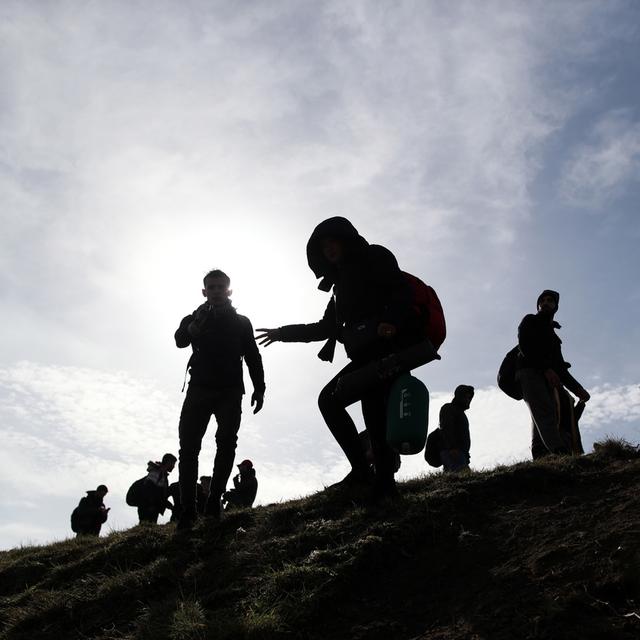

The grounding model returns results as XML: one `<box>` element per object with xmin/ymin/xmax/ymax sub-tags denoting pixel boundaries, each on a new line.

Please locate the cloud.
<box><xmin>560</xmin><ymin>109</ymin><xmax>640</xmax><ymax>208</ymax></box>
<box><xmin>1</xmin><ymin>361</ymin><xmax>638</xmax><ymax>549</ymax></box>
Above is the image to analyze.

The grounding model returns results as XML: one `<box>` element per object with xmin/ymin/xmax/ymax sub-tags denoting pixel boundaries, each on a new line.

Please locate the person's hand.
<box><xmin>256</xmin><ymin>328</ymin><xmax>281</xmax><ymax>346</ymax></box>
<box><xmin>251</xmin><ymin>391</ymin><xmax>264</xmax><ymax>414</ymax></box>
<box><xmin>377</xmin><ymin>322</ymin><xmax>397</xmax><ymax>339</ymax></box>
<box><xmin>187</xmin><ymin>321</ymin><xmax>201</xmax><ymax>338</ymax></box>
<box><xmin>576</xmin><ymin>387</ymin><xmax>591</xmax><ymax>402</ymax></box>
<box><xmin>544</xmin><ymin>369</ymin><xmax>562</xmax><ymax>389</ymax></box>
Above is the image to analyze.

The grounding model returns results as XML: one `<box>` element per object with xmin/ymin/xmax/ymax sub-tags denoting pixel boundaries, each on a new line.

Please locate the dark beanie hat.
<box><xmin>537</xmin><ymin>289</ymin><xmax>560</xmax><ymax>309</ymax></box>
<box><xmin>454</xmin><ymin>385</ymin><xmax>475</xmax><ymax>399</ymax></box>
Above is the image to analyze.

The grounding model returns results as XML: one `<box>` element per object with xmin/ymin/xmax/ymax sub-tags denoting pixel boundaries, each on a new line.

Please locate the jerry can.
<box><xmin>386</xmin><ymin>373</ymin><xmax>429</xmax><ymax>455</ymax></box>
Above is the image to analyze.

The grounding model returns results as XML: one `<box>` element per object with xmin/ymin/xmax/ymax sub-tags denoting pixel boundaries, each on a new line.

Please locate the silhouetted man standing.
<box><xmin>175</xmin><ymin>269</ymin><xmax>265</xmax><ymax>529</ymax></box>
<box><xmin>439</xmin><ymin>385</ymin><xmax>474</xmax><ymax>472</ymax></box>
<box><xmin>516</xmin><ymin>290</ymin><xmax>590</xmax><ymax>459</ymax></box>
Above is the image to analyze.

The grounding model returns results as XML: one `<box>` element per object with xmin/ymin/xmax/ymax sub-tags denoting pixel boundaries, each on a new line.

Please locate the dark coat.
<box><xmin>279</xmin><ymin>217</ymin><xmax>419</xmax><ymax>361</ymax></box>
<box><xmin>74</xmin><ymin>491</ymin><xmax>108</xmax><ymax>535</ymax></box>
<box><xmin>517</xmin><ymin>312</ymin><xmax>582</xmax><ymax>395</ymax></box>
<box><xmin>439</xmin><ymin>399</ymin><xmax>471</xmax><ymax>453</ymax></box>
<box><xmin>175</xmin><ymin>301</ymin><xmax>265</xmax><ymax>393</ymax></box>
<box><xmin>141</xmin><ymin>461</ymin><xmax>173</xmax><ymax>515</ymax></box>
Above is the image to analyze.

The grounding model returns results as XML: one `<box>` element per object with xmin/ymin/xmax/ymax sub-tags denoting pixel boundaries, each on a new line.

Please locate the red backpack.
<box><xmin>403</xmin><ymin>272</ymin><xmax>446</xmax><ymax>351</ymax></box>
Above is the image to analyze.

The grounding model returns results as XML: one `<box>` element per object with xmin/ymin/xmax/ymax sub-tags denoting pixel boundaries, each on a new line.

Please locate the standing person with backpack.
<box><xmin>439</xmin><ymin>385</ymin><xmax>474</xmax><ymax>472</ymax></box>
<box><xmin>516</xmin><ymin>290</ymin><xmax>591</xmax><ymax>459</ymax></box>
<box><xmin>175</xmin><ymin>269</ymin><xmax>265</xmax><ymax>530</ymax></box>
<box><xmin>257</xmin><ymin>217</ymin><xmax>427</xmax><ymax>502</ymax></box>
<box><xmin>139</xmin><ymin>454</ymin><xmax>177</xmax><ymax>523</ymax></box>
<box><xmin>71</xmin><ymin>485</ymin><xmax>110</xmax><ymax>537</ymax></box>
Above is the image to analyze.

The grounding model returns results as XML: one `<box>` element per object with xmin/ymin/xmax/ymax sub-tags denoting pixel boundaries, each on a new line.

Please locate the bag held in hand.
<box><xmin>334</xmin><ymin>340</ymin><xmax>440</xmax><ymax>406</ymax></box>
<box><xmin>386</xmin><ymin>373</ymin><xmax>429</xmax><ymax>455</ymax></box>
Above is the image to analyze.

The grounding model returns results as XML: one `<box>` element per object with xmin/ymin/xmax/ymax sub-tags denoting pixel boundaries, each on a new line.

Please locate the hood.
<box><xmin>306</xmin><ymin>217</ymin><xmax>368</xmax><ymax>291</ymax></box>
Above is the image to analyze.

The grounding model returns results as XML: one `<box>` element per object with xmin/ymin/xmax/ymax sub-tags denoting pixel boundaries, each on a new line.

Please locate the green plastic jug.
<box><xmin>386</xmin><ymin>373</ymin><xmax>429</xmax><ymax>455</ymax></box>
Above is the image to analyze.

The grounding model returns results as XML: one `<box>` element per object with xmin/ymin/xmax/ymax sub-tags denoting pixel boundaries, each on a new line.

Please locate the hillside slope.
<box><xmin>1</xmin><ymin>440</ymin><xmax>639</xmax><ymax>640</ymax></box>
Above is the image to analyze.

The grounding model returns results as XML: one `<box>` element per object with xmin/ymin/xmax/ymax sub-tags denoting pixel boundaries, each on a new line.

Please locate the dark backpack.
<box><xmin>424</xmin><ymin>428</ymin><xmax>443</xmax><ymax>467</ymax></box>
<box><xmin>498</xmin><ymin>346</ymin><xmax>523</xmax><ymax>400</ymax></box>
<box><xmin>126</xmin><ymin>477</ymin><xmax>149</xmax><ymax>507</ymax></box>
<box><xmin>403</xmin><ymin>272</ymin><xmax>446</xmax><ymax>351</ymax></box>
<box><xmin>70</xmin><ymin>506</ymin><xmax>82</xmax><ymax>533</ymax></box>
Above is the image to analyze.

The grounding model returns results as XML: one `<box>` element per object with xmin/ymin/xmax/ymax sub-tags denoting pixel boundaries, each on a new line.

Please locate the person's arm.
<box><xmin>257</xmin><ymin>297</ymin><xmax>337</xmax><ymax>346</ymax></box>
<box><xmin>241</xmin><ymin>317</ymin><xmax>266</xmax><ymax>413</ymax></box>
<box><xmin>558</xmin><ymin>365</ymin><xmax>590</xmax><ymax>401</ymax></box>
<box><xmin>175</xmin><ymin>314</ymin><xmax>195</xmax><ymax>348</ymax></box>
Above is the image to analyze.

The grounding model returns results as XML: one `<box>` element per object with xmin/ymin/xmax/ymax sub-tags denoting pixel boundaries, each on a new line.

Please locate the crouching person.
<box><xmin>223</xmin><ymin>459</ymin><xmax>258</xmax><ymax>510</ymax></box>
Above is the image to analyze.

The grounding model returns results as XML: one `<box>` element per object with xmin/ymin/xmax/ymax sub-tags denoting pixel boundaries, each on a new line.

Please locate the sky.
<box><xmin>1</xmin><ymin>0</ymin><xmax>639</xmax><ymax>550</ymax></box>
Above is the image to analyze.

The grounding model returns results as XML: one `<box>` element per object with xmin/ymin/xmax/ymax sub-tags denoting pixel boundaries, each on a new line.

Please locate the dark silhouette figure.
<box><xmin>439</xmin><ymin>385</ymin><xmax>474</xmax><ymax>472</ymax></box>
<box><xmin>175</xmin><ymin>269</ymin><xmax>265</xmax><ymax>530</ymax></box>
<box><xmin>257</xmin><ymin>217</ymin><xmax>422</xmax><ymax>501</ymax></box>
<box><xmin>136</xmin><ymin>453</ymin><xmax>176</xmax><ymax>523</ymax></box>
<box><xmin>71</xmin><ymin>485</ymin><xmax>110</xmax><ymax>537</ymax></box>
<box><xmin>516</xmin><ymin>290</ymin><xmax>590</xmax><ymax>459</ymax></box>
<box><xmin>223</xmin><ymin>459</ymin><xmax>258</xmax><ymax>510</ymax></box>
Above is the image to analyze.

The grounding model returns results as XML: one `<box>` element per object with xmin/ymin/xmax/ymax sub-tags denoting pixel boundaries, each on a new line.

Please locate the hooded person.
<box><xmin>516</xmin><ymin>289</ymin><xmax>590</xmax><ymax>459</ymax></box>
<box><xmin>439</xmin><ymin>385</ymin><xmax>474</xmax><ymax>472</ymax></box>
<box><xmin>257</xmin><ymin>217</ymin><xmax>422</xmax><ymax>501</ymax></box>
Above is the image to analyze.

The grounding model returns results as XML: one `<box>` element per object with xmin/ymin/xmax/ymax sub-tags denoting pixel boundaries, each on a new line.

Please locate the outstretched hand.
<box><xmin>256</xmin><ymin>328</ymin><xmax>281</xmax><ymax>347</ymax></box>
<box><xmin>251</xmin><ymin>391</ymin><xmax>264</xmax><ymax>414</ymax></box>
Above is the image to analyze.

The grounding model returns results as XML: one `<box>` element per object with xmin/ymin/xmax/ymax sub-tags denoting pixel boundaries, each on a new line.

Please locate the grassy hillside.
<box><xmin>1</xmin><ymin>439</ymin><xmax>639</xmax><ymax>640</ymax></box>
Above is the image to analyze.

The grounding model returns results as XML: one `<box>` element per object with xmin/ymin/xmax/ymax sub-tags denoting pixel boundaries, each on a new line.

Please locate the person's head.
<box><xmin>321</xmin><ymin>236</ymin><xmax>345</xmax><ymax>265</ymax></box>
<box><xmin>202</xmin><ymin>269</ymin><xmax>232</xmax><ymax>306</ymax></box>
<box><xmin>453</xmin><ymin>385</ymin><xmax>474</xmax><ymax>410</ymax></box>
<box><xmin>537</xmin><ymin>289</ymin><xmax>559</xmax><ymax>316</ymax></box>
<box><xmin>96</xmin><ymin>484</ymin><xmax>109</xmax><ymax>497</ymax></box>
<box><xmin>161</xmin><ymin>453</ymin><xmax>177</xmax><ymax>473</ymax></box>
<box><xmin>199</xmin><ymin>475</ymin><xmax>212</xmax><ymax>492</ymax></box>
<box><xmin>237</xmin><ymin>459</ymin><xmax>253</xmax><ymax>474</ymax></box>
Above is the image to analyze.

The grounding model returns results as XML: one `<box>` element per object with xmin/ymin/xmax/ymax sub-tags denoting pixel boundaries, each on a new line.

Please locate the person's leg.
<box><xmin>318</xmin><ymin>363</ymin><xmax>370</xmax><ymax>477</ymax></box>
<box><xmin>207</xmin><ymin>390</ymin><xmax>243</xmax><ymax>516</ymax></box>
<box><xmin>178</xmin><ymin>386</ymin><xmax>214</xmax><ymax>519</ymax></box>
<box><xmin>440</xmin><ymin>449</ymin><xmax>469</xmax><ymax>473</ymax></box>
<box><xmin>137</xmin><ymin>506</ymin><xmax>158</xmax><ymax>523</ymax></box>
<box><xmin>361</xmin><ymin>379</ymin><xmax>397</xmax><ymax>498</ymax></box>
<box><xmin>517</xmin><ymin>369</ymin><xmax>568</xmax><ymax>456</ymax></box>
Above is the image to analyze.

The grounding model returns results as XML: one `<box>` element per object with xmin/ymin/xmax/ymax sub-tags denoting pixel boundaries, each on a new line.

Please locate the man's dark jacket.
<box><xmin>439</xmin><ymin>399</ymin><xmax>471</xmax><ymax>453</ymax></box>
<box><xmin>517</xmin><ymin>312</ymin><xmax>581</xmax><ymax>395</ymax></box>
<box><xmin>175</xmin><ymin>302</ymin><xmax>265</xmax><ymax>393</ymax></box>
<box><xmin>278</xmin><ymin>217</ymin><xmax>418</xmax><ymax>361</ymax></box>
<box><xmin>75</xmin><ymin>491</ymin><xmax>108</xmax><ymax>534</ymax></box>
